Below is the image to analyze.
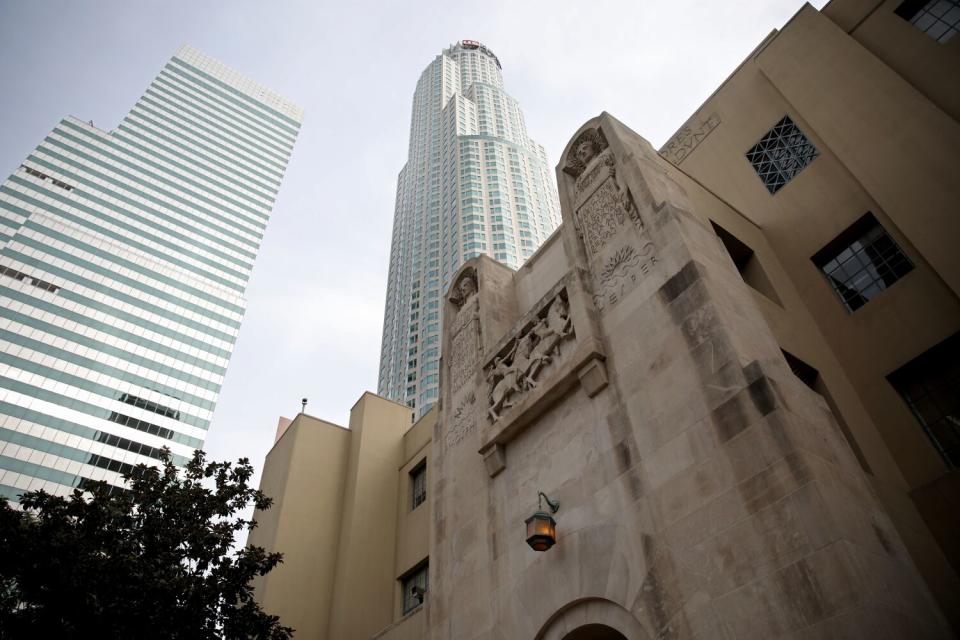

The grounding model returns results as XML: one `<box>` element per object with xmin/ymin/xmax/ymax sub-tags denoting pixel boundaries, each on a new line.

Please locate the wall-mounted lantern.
<box><xmin>525</xmin><ymin>491</ymin><xmax>560</xmax><ymax>551</ymax></box>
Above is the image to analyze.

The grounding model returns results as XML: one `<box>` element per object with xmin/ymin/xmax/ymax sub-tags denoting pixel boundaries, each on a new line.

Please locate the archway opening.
<box><xmin>561</xmin><ymin>623</ymin><xmax>628</xmax><ymax>640</ymax></box>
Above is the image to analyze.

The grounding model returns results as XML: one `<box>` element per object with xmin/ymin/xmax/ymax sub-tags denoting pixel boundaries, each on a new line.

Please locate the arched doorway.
<box><xmin>562</xmin><ymin>624</ymin><xmax>628</xmax><ymax>640</ymax></box>
<box><xmin>534</xmin><ymin>597</ymin><xmax>649</xmax><ymax>640</ymax></box>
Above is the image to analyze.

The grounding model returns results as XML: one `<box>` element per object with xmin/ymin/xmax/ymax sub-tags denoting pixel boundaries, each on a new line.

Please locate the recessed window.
<box><xmin>410</xmin><ymin>461</ymin><xmax>427</xmax><ymax>510</ymax></box>
<box><xmin>745</xmin><ymin>115</ymin><xmax>819</xmax><ymax>194</ymax></box>
<box><xmin>401</xmin><ymin>563</ymin><xmax>428</xmax><ymax>614</ymax></box>
<box><xmin>895</xmin><ymin>0</ymin><xmax>959</xmax><ymax>43</ymax></box>
<box><xmin>781</xmin><ymin>349</ymin><xmax>873</xmax><ymax>475</ymax></box>
<box><xmin>812</xmin><ymin>213</ymin><xmax>913</xmax><ymax>312</ymax></box>
<box><xmin>888</xmin><ymin>332</ymin><xmax>960</xmax><ymax>470</ymax></box>
<box><xmin>710</xmin><ymin>222</ymin><xmax>781</xmax><ymax>304</ymax></box>
<box><xmin>782</xmin><ymin>349</ymin><xmax>819</xmax><ymax>390</ymax></box>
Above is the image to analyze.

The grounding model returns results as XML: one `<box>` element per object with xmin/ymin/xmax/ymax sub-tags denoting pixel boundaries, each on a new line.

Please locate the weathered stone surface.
<box><xmin>426</xmin><ymin>113</ymin><xmax>948</xmax><ymax>639</ymax></box>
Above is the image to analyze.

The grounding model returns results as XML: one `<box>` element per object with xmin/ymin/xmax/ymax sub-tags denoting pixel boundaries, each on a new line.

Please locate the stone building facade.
<box><xmin>249</xmin><ymin>1</ymin><xmax>959</xmax><ymax>637</ymax></box>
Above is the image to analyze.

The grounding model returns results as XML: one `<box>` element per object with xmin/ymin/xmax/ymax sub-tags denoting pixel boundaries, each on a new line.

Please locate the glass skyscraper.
<box><xmin>378</xmin><ymin>41</ymin><xmax>561</xmax><ymax>415</ymax></box>
<box><xmin>0</xmin><ymin>45</ymin><xmax>301</xmax><ymax>500</ymax></box>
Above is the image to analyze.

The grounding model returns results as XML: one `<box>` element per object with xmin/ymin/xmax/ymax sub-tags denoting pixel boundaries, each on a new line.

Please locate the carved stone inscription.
<box><xmin>660</xmin><ymin>112</ymin><xmax>721</xmax><ymax>165</ymax></box>
<box><xmin>450</xmin><ymin>320</ymin><xmax>480</xmax><ymax>391</ymax></box>
<box><xmin>485</xmin><ymin>292</ymin><xmax>573</xmax><ymax>422</ymax></box>
<box><xmin>593</xmin><ymin>241</ymin><xmax>658</xmax><ymax>314</ymax></box>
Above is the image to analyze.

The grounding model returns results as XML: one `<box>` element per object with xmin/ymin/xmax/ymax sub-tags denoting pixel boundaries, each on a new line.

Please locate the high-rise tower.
<box><xmin>0</xmin><ymin>45</ymin><xmax>301</xmax><ymax>500</ymax></box>
<box><xmin>378</xmin><ymin>41</ymin><xmax>561</xmax><ymax>415</ymax></box>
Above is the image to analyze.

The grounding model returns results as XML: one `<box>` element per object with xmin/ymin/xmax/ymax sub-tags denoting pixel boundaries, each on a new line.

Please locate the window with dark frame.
<box><xmin>410</xmin><ymin>461</ymin><xmax>427</xmax><ymax>510</ymax></box>
<box><xmin>895</xmin><ymin>0</ymin><xmax>959</xmax><ymax>43</ymax></box>
<box><xmin>811</xmin><ymin>213</ymin><xmax>914</xmax><ymax>313</ymax></box>
<box><xmin>401</xmin><ymin>563</ymin><xmax>428</xmax><ymax>614</ymax></box>
<box><xmin>888</xmin><ymin>332</ymin><xmax>960</xmax><ymax>471</ymax></box>
<box><xmin>745</xmin><ymin>115</ymin><xmax>819</xmax><ymax>194</ymax></box>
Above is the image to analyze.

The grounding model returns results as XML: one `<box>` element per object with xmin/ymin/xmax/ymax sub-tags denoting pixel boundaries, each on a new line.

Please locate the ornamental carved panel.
<box><xmin>448</xmin><ymin>269</ymin><xmax>480</xmax><ymax>392</ymax></box>
<box><xmin>450</xmin><ymin>319</ymin><xmax>480</xmax><ymax>392</ymax></box>
<box><xmin>575</xmin><ymin>177</ymin><xmax>626</xmax><ymax>260</ymax></box>
<box><xmin>445</xmin><ymin>391</ymin><xmax>476</xmax><ymax>450</ymax></box>
<box><xmin>593</xmin><ymin>241</ymin><xmax>659</xmax><ymax>314</ymax></box>
<box><xmin>485</xmin><ymin>291</ymin><xmax>574</xmax><ymax>423</ymax></box>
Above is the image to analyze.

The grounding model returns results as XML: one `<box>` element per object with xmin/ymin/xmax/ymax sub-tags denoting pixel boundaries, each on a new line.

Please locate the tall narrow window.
<box><xmin>410</xmin><ymin>461</ymin><xmax>427</xmax><ymax>510</ymax></box>
<box><xmin>812</xmin><ymin>213</ymin><xmax>913</xmax><ymax>312</ymax></box>
<box><xmin>745</xmin><ymin>115</ymin><xmax>819</xmax><ymax>194</ymax></box>
<box><xmin>895</xmin><ymin>0</ymin><xmax>959</xmax><ymax>43</ymax></box>
<box><xmin>888</xmin><ymin>332</ymin><xmax>960</xmax><ymax>470</ymax></box>
<box><xmin>401</xmin><ymin>563</ymin><xmax>429</xmax><ymax>614</ymax></box>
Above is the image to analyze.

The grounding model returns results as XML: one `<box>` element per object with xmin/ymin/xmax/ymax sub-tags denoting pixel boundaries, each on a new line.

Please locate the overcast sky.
<box><xmin>0</xmin><ymin>0</ymin><xmax>827</xmax><ymax>481</ymax></box>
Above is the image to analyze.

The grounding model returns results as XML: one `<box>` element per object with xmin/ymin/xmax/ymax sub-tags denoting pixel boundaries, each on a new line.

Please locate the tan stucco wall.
<box><xmin>247</xmin><ymin>414</ymin><xmax>351</xmax><ymax>639</ymax></box>
<box><xmin>326</xmin><ymin>393</ymin><xmax>414</xmax><ymax>639</ymax></box>
<box><xmin>394</xmin><ymin>407</ymin><xmax>434</xmax><ymax>600</ymax></box>
<box><xmin>823</xmin><ymin>0</ymin><xmax>960</xmax><ymax>121</ymax></box>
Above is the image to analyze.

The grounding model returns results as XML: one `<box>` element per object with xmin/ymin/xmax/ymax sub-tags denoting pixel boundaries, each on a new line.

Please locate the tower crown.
<box><xmin>456</xmin><ymin>39</ymin><xmax>501</xmax><ymax>68</ymax></box>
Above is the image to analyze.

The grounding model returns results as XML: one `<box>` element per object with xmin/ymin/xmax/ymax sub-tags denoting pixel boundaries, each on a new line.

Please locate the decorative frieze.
<box><xmin>485</xmin><ymin>292</ymin><xmax>574</xmax><ymax>422</ymax></box>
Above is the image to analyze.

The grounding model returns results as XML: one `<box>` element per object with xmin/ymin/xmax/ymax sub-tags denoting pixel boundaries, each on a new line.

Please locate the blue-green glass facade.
<box><xmin>377</xmin><ymin>41</ymin><xmax>561</xmax><ymax>417</ymax></box>
<box><xmin>0</xmin><ymin>45</ymin><xmax>301</xmax><ymax>500</ymax></box>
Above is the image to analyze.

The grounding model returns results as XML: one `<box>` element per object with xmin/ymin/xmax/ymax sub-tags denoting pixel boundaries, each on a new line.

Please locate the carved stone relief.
<box><xmin>450</xmin><ymin>322</ymin><xmax>480</xmax><ymax>391</ymax></box>
<box><xmin>445</xmin><ymin>391</ymin><xmax>476</xmax><ymax>450</ymax></box>
<box><xmin>593</xmin><ymin>241</ymin><xmax>659</xmax><ymax>314</ymax></box>
<box><xmin>563</xmin><ymin>127</ymin><xmax>609</xmax><ymax>179</ymax></box>
<box><xmin>575</xmin><ymin>178</ymin><xmax>628</xmax><ymax>260</ymax></box>
<box><xmin>485</xmin><ymin>292</ymin><xmax>574</xmax><ymax>422</ymax></box>
<box><xmin>567</xmin><ymin>128</ymin><xmax>643</xmax><ymax>262</ymax></box>
<box><xmin>449</xmin><ymin>269</ymin><xmax>481</xmax><ymax>392</ymax></box>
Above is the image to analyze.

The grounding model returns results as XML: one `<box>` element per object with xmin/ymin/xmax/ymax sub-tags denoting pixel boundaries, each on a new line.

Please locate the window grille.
<box><xmin>410</xmin><ymin>462</ymin><xmax>427</xmax><ymax>510</ymax></box>
<box><xmin>401</xmin><ymin>564</ymin><xmax>429</xmax><ymax>614</ymax></box>
<box><xmin>896</xmin><ymin>0</ymin><xmax>959</xmax><ymax>43</ymax></box>
<box><xmin>745</xmin><ymin>115</ymin><xmax>819</xmax><ymax>194</ymax></box>
<box><xmin>811</xmin><ymin>213</ymin><xmax>913</xmax><ymax>312</ymax></box>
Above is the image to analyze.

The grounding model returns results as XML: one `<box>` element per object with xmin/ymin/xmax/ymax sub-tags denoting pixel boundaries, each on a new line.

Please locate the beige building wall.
<box><xmin>247</xmin><ymin>414</ymin><xmax>351</xmax><ymax>639</ymax></box>
<box><xmin>248</xmin><ymin>395</ymin><xmax>434</xmax><ymax>640</ymax></box>
<box><xmin>657</xmin><ymin>0</ymin><xmax>960</xmax><ymax>621</ymax></box>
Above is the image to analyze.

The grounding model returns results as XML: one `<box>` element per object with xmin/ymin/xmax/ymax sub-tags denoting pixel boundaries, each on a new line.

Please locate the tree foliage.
<box><xmin>0</xmin><ymin>450</ymin><xmax>292</xmax><ymax>639</ymax></box>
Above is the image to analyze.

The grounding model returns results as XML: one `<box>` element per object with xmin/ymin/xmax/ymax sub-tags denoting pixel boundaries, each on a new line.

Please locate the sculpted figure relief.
<box><xmin>563</xmin><ymin>128</ymin><xmax>608</xmax><ymax>179</ymax></box>
<box><xmin>449</xmin><ymin>269</ymin><xmax>481</xmax><ymax>391</ymax></box>
<box><xmin>567</xmin><ymin>128</ymin><xmax>643</xmax><ymax>260</ymax></box>
<box><xmin>454</xmin><ymin>274</ymin><xmax>477</xmax><ymax>307</ymax></box>
<box><xmin>486</xmin><ymin>293</ymin><xmax>574</xmax><ymax>422</ymax></box>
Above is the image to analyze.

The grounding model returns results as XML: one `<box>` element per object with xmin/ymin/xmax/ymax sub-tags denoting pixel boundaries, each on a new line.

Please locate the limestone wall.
<box><xmin>426</xmin><ymin>113</ymin><xmax>949</xmax><ymax>639</ymax></box>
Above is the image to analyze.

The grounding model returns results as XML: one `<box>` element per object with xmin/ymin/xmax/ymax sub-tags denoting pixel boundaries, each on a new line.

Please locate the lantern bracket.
<box><xmin>538</xmin><ymin>491</ymin><xmax>559</xmax><ymax>514</ymax></box>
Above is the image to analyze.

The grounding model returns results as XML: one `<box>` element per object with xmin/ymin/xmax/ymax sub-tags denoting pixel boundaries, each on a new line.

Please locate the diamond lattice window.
<box><xmin>745</xmin><ymin>115</ymin><xmax>819</xmax><ymax>194</ymax></box>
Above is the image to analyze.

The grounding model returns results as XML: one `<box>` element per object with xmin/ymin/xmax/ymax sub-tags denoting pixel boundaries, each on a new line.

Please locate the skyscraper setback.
<box><xmin>378</xmin><ymin>41</ymin><xmax>561</xmax><ymax>414</ymax></box>
<box><xmin>0</xmin><ymin>45</ymin><xmax>301</xmax><ymax>500</ymax></box>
